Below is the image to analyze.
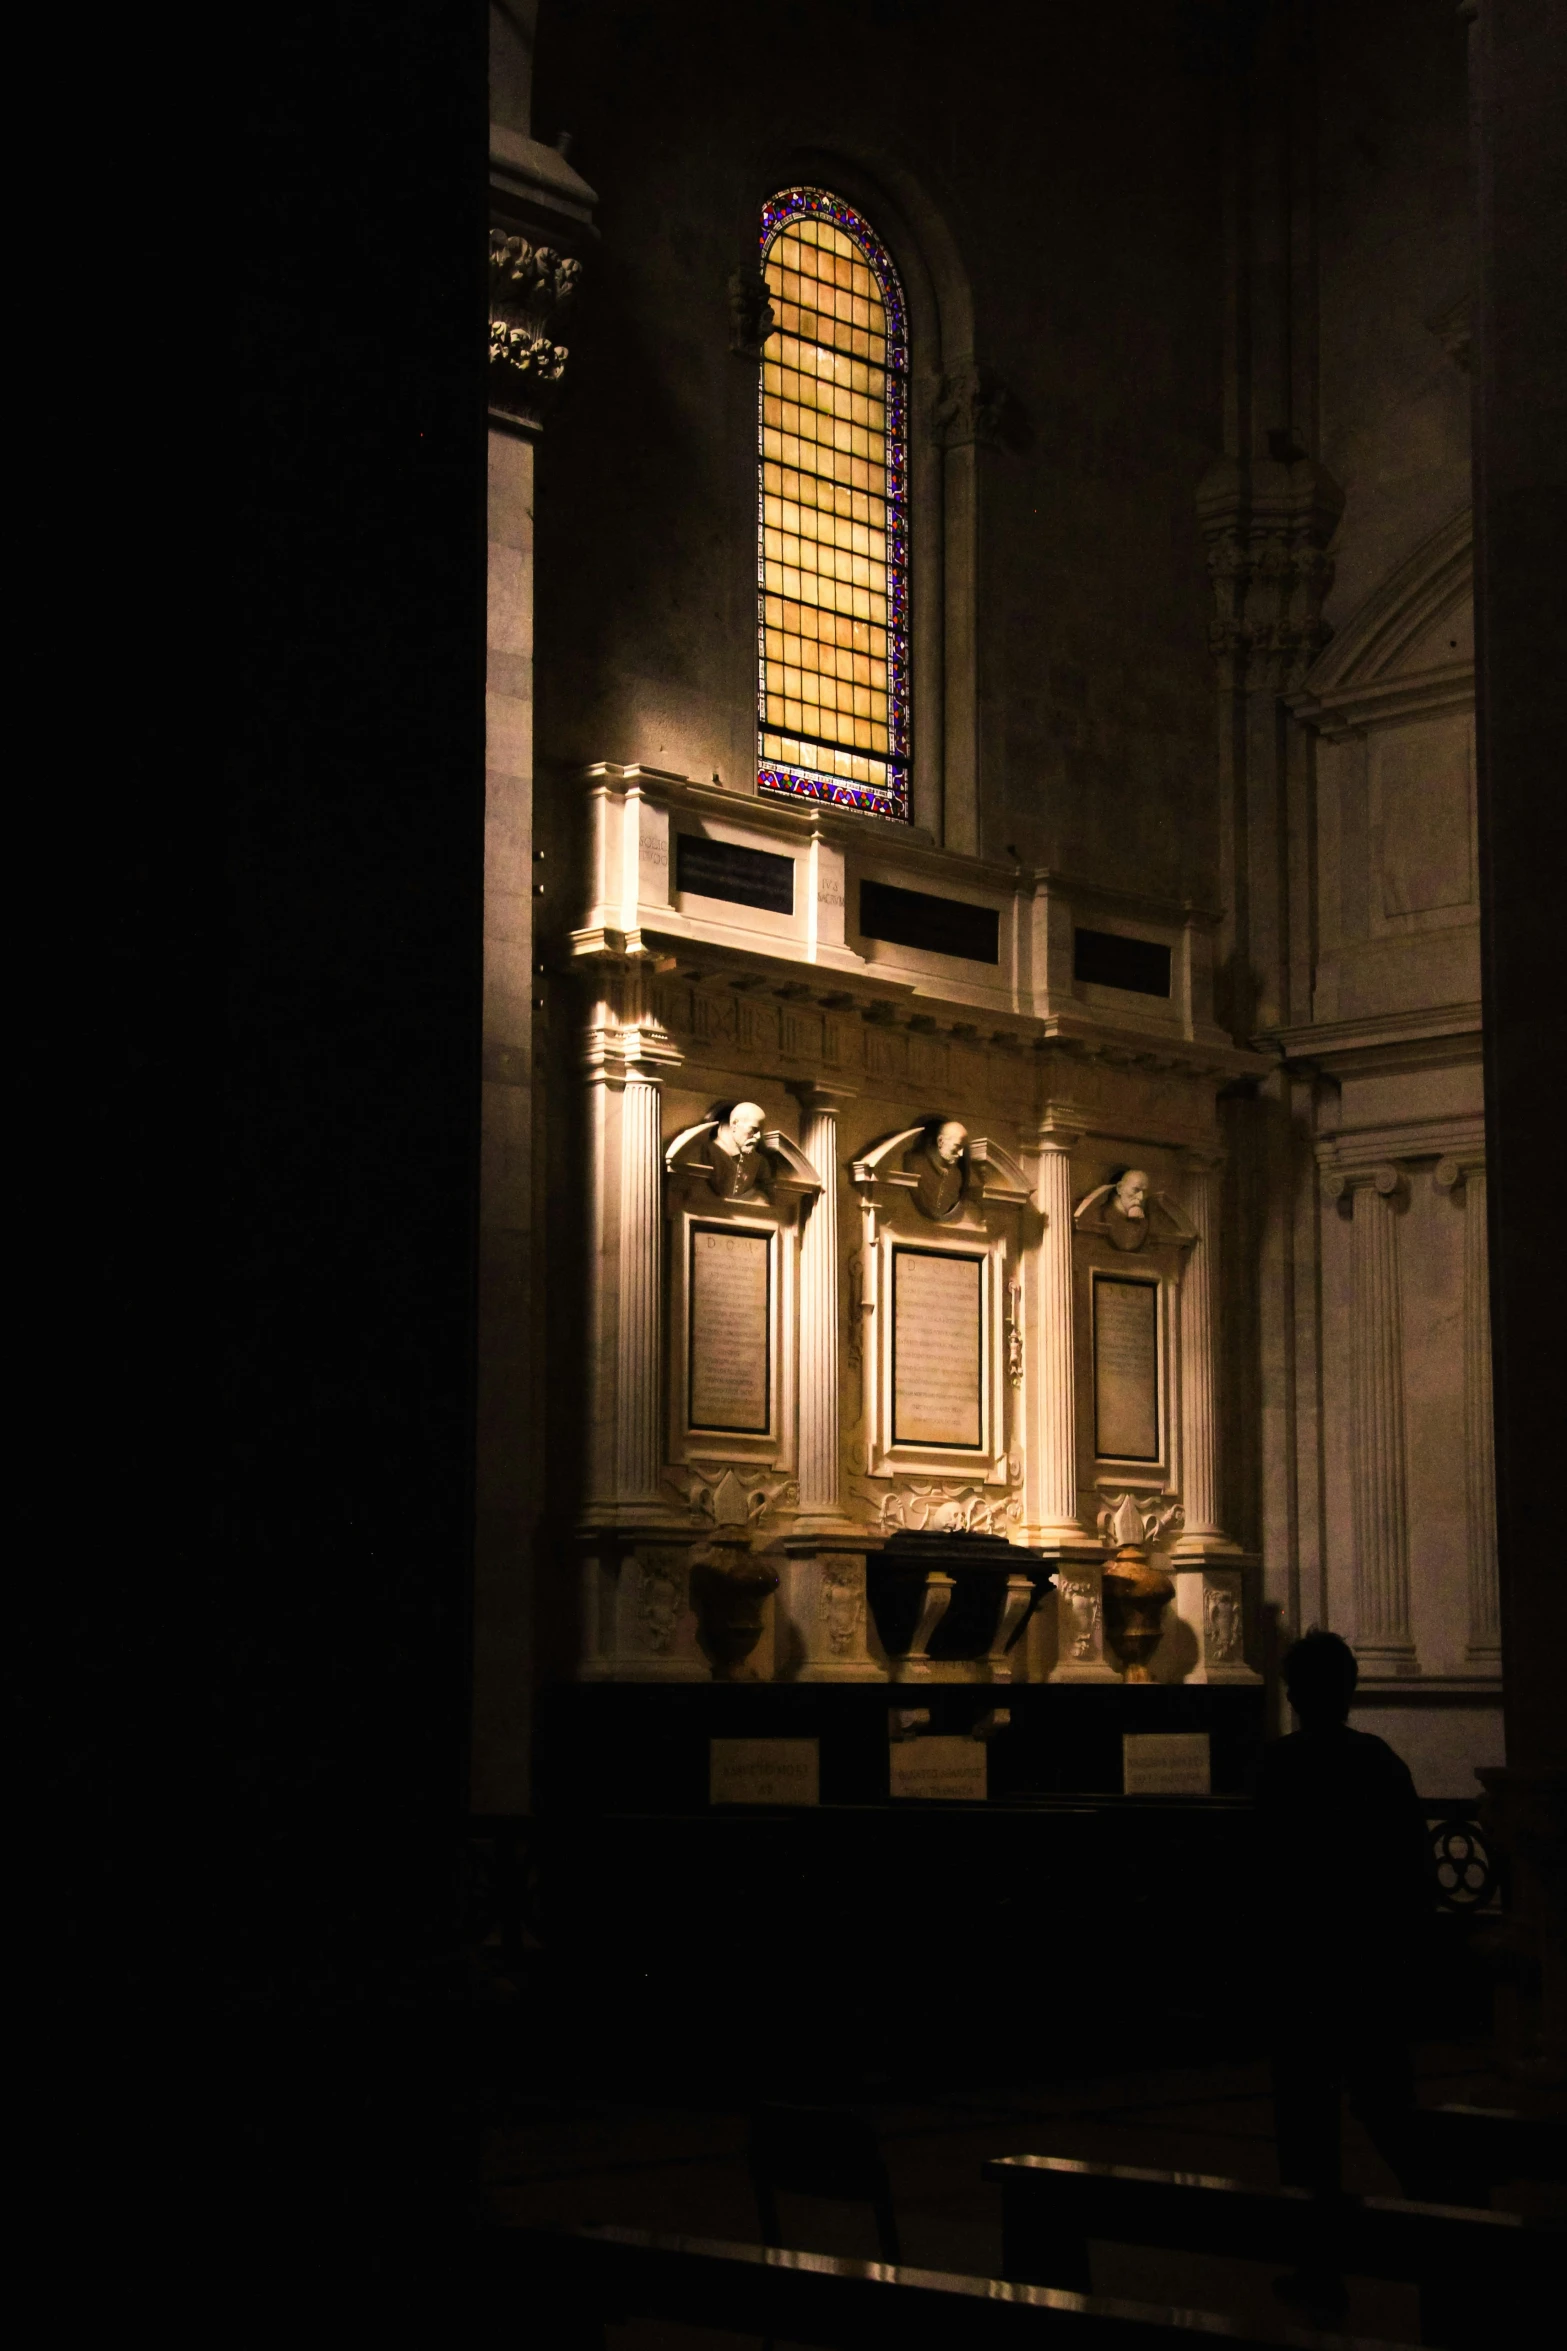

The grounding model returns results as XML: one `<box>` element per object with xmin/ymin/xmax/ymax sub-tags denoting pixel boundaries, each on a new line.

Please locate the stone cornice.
<box><xmin>489</xmin><ymin>124</ymin><xmax>598</xmax><ymax>234</ymax></box>
<box><xmin>577</xmin><ymin>766</ymin><xmax>1222</xmax><ymax>924</ymax></box>
<box><xmin>1317</xmin><ymin>1112</ymin><xmax>1486</xmax><ymax>1175</ymax></box>
<box><xmin>1263</xmin><ymin>1002</ymin><xmax>1482</xmax><ymax>1078</ymax></box>
<box><xmin>569</xmin><ymin>926</ymin><xmax>1266</xmax><ymax>1087</ymax></box>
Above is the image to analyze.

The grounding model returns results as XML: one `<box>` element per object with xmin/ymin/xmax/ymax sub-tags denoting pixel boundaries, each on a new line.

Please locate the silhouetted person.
<box><xmin>1258</xmin><ymin>1631</ymin><xmax>1430</xmax><ymax>2313</ymax></box>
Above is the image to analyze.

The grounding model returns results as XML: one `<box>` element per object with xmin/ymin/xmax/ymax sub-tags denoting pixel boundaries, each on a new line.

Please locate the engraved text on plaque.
<box><xmin>1094</xmin><ymin>1273</ymin><xmax>1159</xmax><ymax>1460</ymax></box>
<box><xmin>689</xmin><ymin>1225</ymin><xmax>771</xmax><ymax>1433</ymax></box>
<box><xmin>893</xmin><ymin>1248</ymin><xmax>983</xmax><ymax>1448</ymax></box>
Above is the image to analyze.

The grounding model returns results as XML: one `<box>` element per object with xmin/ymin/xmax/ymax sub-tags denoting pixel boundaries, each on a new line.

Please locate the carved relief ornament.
<box><xmin>1196</xmin><ymin>454</ymin><xmax>1346</xmax><ymax>693</ymax></box>
<box><xmin>666</xmin><ymin>1461</ymin><xmax>799</xmax><ymax>1528</ymax></box>
<box><xmin>857</xmin><ymin>1478</ymin><xmax>1023</xmax><ymax>1537</ymax></box>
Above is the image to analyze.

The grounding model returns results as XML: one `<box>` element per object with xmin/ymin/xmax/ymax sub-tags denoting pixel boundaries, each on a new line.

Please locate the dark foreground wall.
<box><xmin>221</xmin><ymin>0</ymin><xmax>488</xmax><ymax>2267</ymax></box>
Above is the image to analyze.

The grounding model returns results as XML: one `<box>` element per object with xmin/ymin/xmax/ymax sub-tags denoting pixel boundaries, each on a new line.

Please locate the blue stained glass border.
<box><xmin>756</xmin><ymin>186</ymin><xmax>911</xmax><ymax>826</ymax></box>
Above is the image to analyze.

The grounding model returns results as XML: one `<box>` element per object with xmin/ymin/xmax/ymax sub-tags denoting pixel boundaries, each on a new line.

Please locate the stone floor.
<box><xmin>481</xmin><ymin>2036</ymin><xmax>1560</xmax><ymax>2347</ymax></box>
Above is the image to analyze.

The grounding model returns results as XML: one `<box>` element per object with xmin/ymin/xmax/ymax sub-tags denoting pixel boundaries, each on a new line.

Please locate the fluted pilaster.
<box><xmin>792</xmin><ymin>1084</ymin><xmax>855</xmax><ymax>1521</ymax></box>
<box><xmin>583</xmin><ymin>958</ymin><xmax>681</xmax><ymax>1518</ymax></box>
<box><xmin>1174</xmin><ymin>1149</ymin><xmax>1238</xmax><ymax>1557</ymax></box>
<box><xmin>1328</xmin><ymin>1164</ymin><xmax>1417</xmax><ymax>1672</ymax></box>
<box><xmin>615</xmin><ymin>1073</ymin><xmax>663</xmax><ymax>1500</ymax></box>
<box><xmin>1436</xmin><ymin>1155</ymin><xmax>1501</xmax><ymax>1664</ymax></box>
<box><xmin>1027</xmin><ymin>1115</ymin><xmax>1088</xmax><ymax>1545</ymax></box>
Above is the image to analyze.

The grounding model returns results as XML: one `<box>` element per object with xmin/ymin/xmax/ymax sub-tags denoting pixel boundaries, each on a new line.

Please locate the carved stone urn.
<box><xmin>689</xmin><ymin>1531</ymin><xmax>780</xmax><ymax>1681</ymax></box>
<box><xmin>1100</xmin><ymin>1497</ymin><xmax>1174</xmax><ymax>1683</ymax></box>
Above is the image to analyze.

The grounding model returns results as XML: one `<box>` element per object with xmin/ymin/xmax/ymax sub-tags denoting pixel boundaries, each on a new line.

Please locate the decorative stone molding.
<box><xmin>1196</xmin><ymin>454</ymin><xmax>1346</xmax><ymax>693</ymax></box>
<box><xmin>932</xmin><ymin>362</ymin><xmax>1009</xmax><ymax>450</ymax></box>
<box><xmin>858</xmin><ymin>1477</ymin><xmax>1022</xmax><ymax>1537</ymax></box>
<box><xmin>489</xmin><ymin>229</ymin><xmax>582</xmax><ymax>431</ymax></box>
<box><xmin>1096</xmin><ymin>1489</ymin><xmax>1185</xmax><ymax>1551</ymax></box>
<box><xmin>1006</xmin><ymin>1276</ymin><xmax>1024</xmax><ymax>1389</ymax></box>
<box><xmin>727</xmin><ymin>263</ymin><xmax>776</xmax><ymax>360</ymax></box>
<box><xmin>633</xmin><ymin>1549</ymin><xmax>688</xmax><ymax>1656</ymax></box>
<box><xmin>667</xmin><ymin>1462</ymin><xmax>800</xmax><ymax>1528</ymax></box>
<box><xmin>1289</xmin><ymin>508</ymin><xmax>1472</xmax><ymax>737</ymax></box>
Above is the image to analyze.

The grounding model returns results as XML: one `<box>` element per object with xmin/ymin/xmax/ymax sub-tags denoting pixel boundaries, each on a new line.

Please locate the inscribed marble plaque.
<box><xmin>689</xmin><ymin>1226</ymin><xmax>770</xmax><ymax>1433</ymax></box>
<box><xmin>709</xmin><ymin>1738</ymin><xmax>819</xmax><ymax>1806</ymax></box>
<box><xmin>888</xmin><ymin>1736</ymin><xmax>988</xmax><ymax>1801</ymax></box>
<box><xmin>1122</xmin><ymin>1732</ymin><xmax>1210</xmax><ymax>1796</ymax></box>
<box><xmin>893</xmin><ymin>1249</ymin><xmax>983</xmax><ymax>1448</ymax></box>
<box><xmin>1094</xmin><ymin>1274</ymin><xmax>1159</xmax><ymax>1460</ymax></box>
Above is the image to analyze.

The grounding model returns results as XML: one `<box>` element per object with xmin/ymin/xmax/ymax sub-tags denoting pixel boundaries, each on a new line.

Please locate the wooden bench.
<box><xmin>495</xmin><ymin>2222</ymin><xmax>1422</xmax><ymax>2348</ymax></box>
<box><xmin>985</xmin><ymin>2155</ymin><xmax>1556</xmax><ymax>2348</ymax></box>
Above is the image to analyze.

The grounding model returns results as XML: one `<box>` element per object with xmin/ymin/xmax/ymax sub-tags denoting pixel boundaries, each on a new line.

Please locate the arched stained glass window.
<box><xmin>756</xmin><ymin>188</ymin><xmax>909</xmax><ymax>823</ymax></box>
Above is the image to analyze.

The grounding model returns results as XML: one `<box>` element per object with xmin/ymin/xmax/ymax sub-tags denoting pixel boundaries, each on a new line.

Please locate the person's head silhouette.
<box><xmin>1281</xmin><ymin>1627</ymin><xmax>1358</xmax><ymax>1728</ymax></box>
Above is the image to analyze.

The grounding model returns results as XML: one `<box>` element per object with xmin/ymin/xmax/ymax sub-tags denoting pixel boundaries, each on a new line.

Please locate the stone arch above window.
<box><xmin>756</xmin><ymin>188</ymin><xmax>910</xmax><ymax>823</ymax></box>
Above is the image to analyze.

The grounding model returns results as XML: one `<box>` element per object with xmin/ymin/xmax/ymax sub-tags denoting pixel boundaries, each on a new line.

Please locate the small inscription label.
<box><xmin>1122</xmin><ymin>1732</ymin><xmax>1211</xmax><ymax>1796</ymax></box>
<box><xmin>689</xmin><ymin>1226</ymin><xmax>770</xmax><ymax>1433</ymax></box>
<box><xmin>889</xmin><ymin>1737</ymin><xmax>988</xmax><ymax>1801</ymax></box>
<box><xmin>893</xmin><ymin>1249</ymin><xmax>984</xmax><ymax>1448</ymax></box>
<box><xmin>710</xmin><ymin>1738</ymin><xmax>820</xmax><ymax>1806</ymax></box>
<box><xmin>1094</xmin><ymin>1274</ymin><xmax>1160</xmax><ymax>1460</ymax></box>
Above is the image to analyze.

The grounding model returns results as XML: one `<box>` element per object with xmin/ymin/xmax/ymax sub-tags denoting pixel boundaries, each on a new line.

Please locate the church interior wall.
<box><xmin>530</xmin><ymin>0</ymin><xmax>1227</xmax><ymax>895</ymax></box>
<box><xmin>1316</xmin><ymin>0</ymin><xmax>1474</xmax><ymax>627</ymax></box>
<box><xmin>479</xmin><ymin>0</ymin><xmax>1507</xmax><ymax>1815</ymax></box>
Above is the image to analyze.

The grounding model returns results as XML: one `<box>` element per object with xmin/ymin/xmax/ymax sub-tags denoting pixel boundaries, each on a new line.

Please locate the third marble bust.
<box><xmin>708</xmin><ymin>1101</ymin><xmax>771</xmax><ymax>1200</ymax></box>
<box><xmin>1105</xmin><ymin>1167</ymin><xmax>1152</xmax><ymax>1251</ymax></box>
<box><xmin>914</xmin><ymin>1118</ymin><xmax>968</xmax><ymax>1221</ymax></box>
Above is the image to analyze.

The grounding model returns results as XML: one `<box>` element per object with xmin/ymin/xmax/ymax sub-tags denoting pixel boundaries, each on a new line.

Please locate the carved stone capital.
<box><xmin>1196</xmin><ymin>454</ymin><xmax>1346</xmax><ymax>694</ymax></box>
<box><xmin>1323</xmin><ymin>1160</ymin><xmax>1406</xmax><ymax>1207</ymax></box>
<box><xmin>1434</xmin><ymin>1150</ymin><xmax>1486</xmax><ymax>1193</ymax></box>
<box><xmin>489</xmin><ymin>228</ymin><xmax>582</xmax><ymax>432</ymax></box>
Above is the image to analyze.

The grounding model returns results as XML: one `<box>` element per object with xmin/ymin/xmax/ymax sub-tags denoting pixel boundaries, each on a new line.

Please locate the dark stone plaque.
<box><xmin>859</xmin><ymin>879</ymin><xmax>1000</xmax><ymax>964</ymax></box>
<box><xmin>676</xmin><ymin>833</ymin><xmax>796</xmax><ymax>914</ymax></box>
<box><xmin>1073</xmin><ymin>926</ymin><xmax>1172</xmax><ymax>997</ymax></box>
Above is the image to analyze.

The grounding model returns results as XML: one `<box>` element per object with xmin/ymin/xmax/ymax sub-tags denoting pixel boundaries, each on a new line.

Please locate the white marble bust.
<box><xmin>1105</xmin><ymin>1166</ymin><xmax>1152</xmax><ymax>1251</ymax></box>
<box><xmin>708</xmin><ymin>1101</ymin><xmax>770</xmax><ymax>1199</ymax></box>
<box><xmin>915</xmin><ymin>1118</ymin><xmax>968</xmax><ymax>1221</ymax></box>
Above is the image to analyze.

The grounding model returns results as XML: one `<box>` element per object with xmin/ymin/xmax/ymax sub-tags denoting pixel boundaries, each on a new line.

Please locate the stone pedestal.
<box><xmin>777</xmin><ymin>1541</ymin><xmax>882</xmax><ymax>1681</ymax></box>
<box><xmin>1173</xmin><ymin>1565</ymin><xmax>1260</xmax><ymax>1684</ymax></box>
<box><xmin>1047</xmin><ymin>1562</ymin><xmax>1119</xmax><ymax>1684</ymax></box>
